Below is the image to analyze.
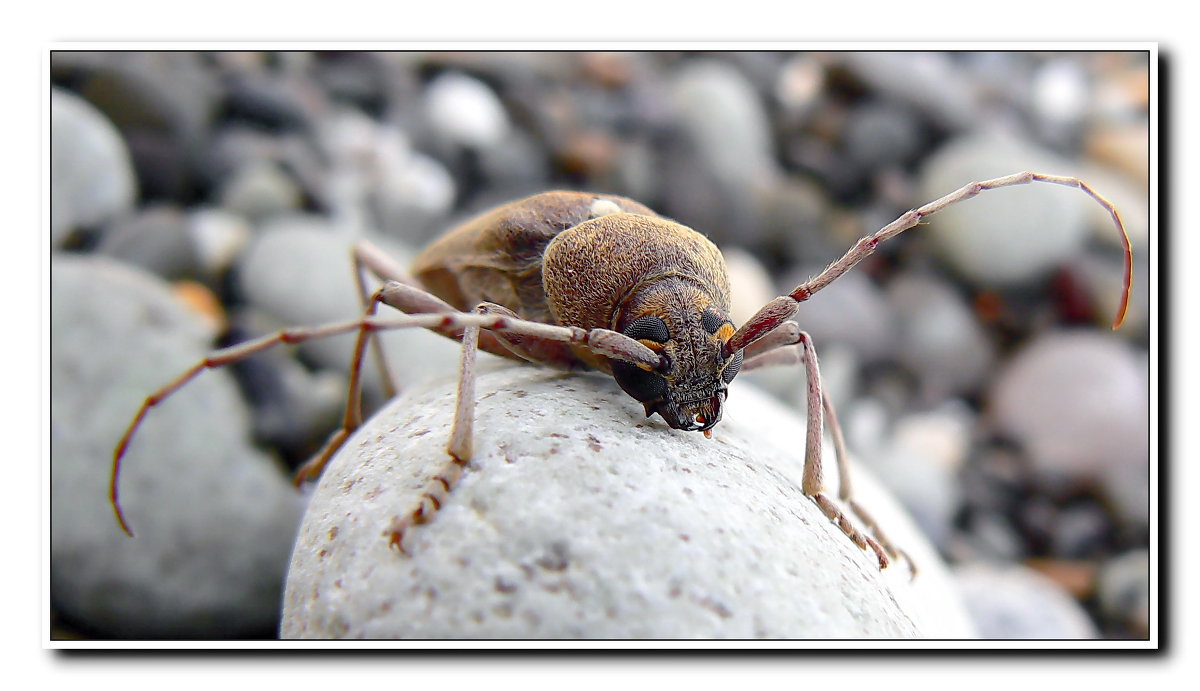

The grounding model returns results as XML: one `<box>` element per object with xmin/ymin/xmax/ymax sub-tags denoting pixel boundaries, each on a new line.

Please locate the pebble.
<box><xmin>953</xmin><ymin>562</ymin><xmax>1098</xmax><ymax>639</ymax></box>
<box><xmin>987</xmin><ymin>330</ymin><xmax>1149</xmax><ymax>525</ymax></box>
<box><xmin>669</xmin><ymin>59</ymin><xmax>777</xmax><ymax>193</ymax></box>
<box><xmin>281</xmin><ymin>367</ymin><xmax>975</xmax><ymax>638</ymax></box>
<box><xmin>95</xmin><ymin>204</ymin><xmax>199</xmax><ymax>280</ymax></box>
<box><xmin>1030</xmin><ymin>57</ymin><xmax>1091</xmax><ymax>145</ymax></box>
<box><xmin>958</xmin><ymin>510</ymin><xmax>1027</xmax><ymax>563</ymax></box>
<box><xmin>1047</xmin><ymin>501</ymin><xmax>1112</xmax><ymax>559</ymax></box>
<box><xmin>754</xmin><ymin>175</ymin><xmax>837</xmax><ymax>263</ymax></box>
<box><xmin>223</xmin><ymin>309</ymin><xmax>345</xmax><ymax>462</ymax></box>
<box><xmin>847</xmin><ymin>400</ymin><xmax>970</xmax><ymax>549</ymax></box>
<box><xmin>722</xmin><ymin>247</ymin><xmax>775</xmax><ymax>328</ymax></box>
<box><xmin>51</xmin><ymin>256</ymin><xmax>304</xmax><ymax>637</ymax></box>
<box><xmin>660</xmin><ymin>59</ymin><xmax>778</xmax><ymax>245</ymax></box>
<box><xmin>1096</xmin><ymin>549</ymin><xmax>1150</xmax><ymax>637</ymax></box>
<box><xmin>171</xmin><ymin>280</ymin><xmax>227</xmax><ymax>334</ymax></box>
<box><xmin>217</xmin><ymin>159</ymin><xmax>304</xmax><ymax>224</ymax></box>
<box><xmin>917</xmin><ymin>131</ymin><xmax>1091</xmax><ymax>286</ymax></box>
<box><xmin>318</xmin><ymin>108</ymin><xmax>456</xmax><ymax>244</ymax></box>
<box><xmin>1086</xmin><ymin>122</ymin><xmax>1151</xmax><ymax>185</ymax></box>
<box><xmin>222</xmin><ymin>69</ymin><xmax>316</xmax><ymax>133</ymax></box>
<box><xmin>50</xmin><ymin>88</ymin><xmax>137</xmax><ymax>244</ymax></box>
<box><xmin>187</xmin><ymin>207</ymin><xmax>252</xmax><ymax>277</ymax></box>
<box><xmin>423</xmin><ymin>72</ymin><xmax>511</xmax><ymax>150</ymax></box>
<box><xmin>372</xmin><ymin>134</ymin><xmax>459</xmax><ymax>244</ymax></box>
<box><xmin>774</xmin><ymin>54</ymin><xmax>825</xmax><ymax>119</ymax></box>
<box><xmin>842</xmin><ymin>100</ymin><xmax>926</xmax><ymax>172</ymax></box>
<box><xmin>310</xmin><ymin>52</ymin><xmax>400</xmax><ymax>115</ymax></box>
<box><xmin>885</xmin><ymin>271</ymin><xmax>995</xmax><ymax>402</ymax></box>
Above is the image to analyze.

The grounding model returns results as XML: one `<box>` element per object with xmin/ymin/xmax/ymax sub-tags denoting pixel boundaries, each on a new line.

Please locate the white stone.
<box><xmin>671</xmin><ymin>59</ymin><xmax>777</xmax><ymax>191</ymax></box>
<box><xmin>282</xmin><ymin>367</ymin><xmax>976</xmax><ymax>639</ymax></box>
<box><xmin>51</xmin><ymin>88</ymin><xmax>137</xmax><ymax>244</ymax></box>
<box><xmin>188</xmin><ymin>207</ymin><xmax>252</xmax><ymax>276</ymax></box>
<box><xmin>988</xmin><ymin>330</ymin><xmax>1149</xmax><ymax>515</ymax></box>
<box><xmin>954</xmin><ymin>563</ymin><xmax>1097</xmax><ymax>639</ymax></box>
<box><xmin>424</xmin><ymin>72</ymin><xmax>510</xmax><ymax>149</ymax></box>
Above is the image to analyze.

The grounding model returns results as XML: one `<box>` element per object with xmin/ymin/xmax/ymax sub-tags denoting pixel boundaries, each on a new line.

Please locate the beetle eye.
<box><xmin>722</xmin><ymin>350</ymin><xmax>743</xmax><ymax>384</ymax></box>
<box><xmin>623</xmin><ymin>315</ymin><xmax>670</xmax><ymax>343</ymax></box>
<box><xmin>611</xmin><ymin>360</ymin><xmax>669</xmax><ymax>402</ymax></box>
<box><xmin>700</xmin><ymin>309</ymin><xmax>726</xmax><ymax>334</ymax></box>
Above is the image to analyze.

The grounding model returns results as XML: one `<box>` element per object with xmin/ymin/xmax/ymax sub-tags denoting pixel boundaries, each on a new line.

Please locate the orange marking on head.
<box><xmin>637</xmin><ymin>338</ymin><xmax>665</xmax><ymax>351</ymax></box>
<box><xmin>716</xmin><ymin>323</ymin><xmax>735</xmax><ymax>342</ymax></box>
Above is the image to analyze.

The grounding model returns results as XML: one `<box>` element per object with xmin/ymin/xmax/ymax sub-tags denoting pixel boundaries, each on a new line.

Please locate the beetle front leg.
<box><xmin>385</xmin><ymin>311</ymin><xmax>482</xmax><ymax>555</ymax></box>
<box><xmin>743</xmin><ymin>326</ymin><xmax>891</xmax><ymax>571</ymax></box>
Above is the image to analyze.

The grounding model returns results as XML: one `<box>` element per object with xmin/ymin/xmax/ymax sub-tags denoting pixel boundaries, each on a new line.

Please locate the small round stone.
<box><xmin>953</xmin><ymin>563</ymin><xmax>1097</xmax><ymax>639</ymax></box>
<box><xmin>423</xmin><ymin>72</ymin><xmax>511</xmax><ymax>149</ymax></box>
<box><xmin>51</xmin><ymin>88</ymin><xmax>137</xmax><ymax>244</ymax></box>
<box><xmin>987</xmin><ymin>330</ymin><xmax>1148</xmax><ymax>521</ymax></box>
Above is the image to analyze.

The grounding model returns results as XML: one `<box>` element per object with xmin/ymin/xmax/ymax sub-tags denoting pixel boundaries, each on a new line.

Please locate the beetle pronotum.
<box><xmin>109</xmin><ymin>172</ymin><xmax>1132</xmax><ymax>574</ymax></box>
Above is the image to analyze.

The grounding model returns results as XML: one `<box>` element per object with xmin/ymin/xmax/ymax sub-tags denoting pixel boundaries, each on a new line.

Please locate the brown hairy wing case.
<box><xmin>411</xmin><ymin>191</ymin><xmax>657</xmax><ymax>324</ymax></box>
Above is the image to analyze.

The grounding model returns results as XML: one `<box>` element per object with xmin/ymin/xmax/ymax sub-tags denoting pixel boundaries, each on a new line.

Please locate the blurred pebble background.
<box><xmin>49</xmin><ymin>50</ymin><xmax>1151</xmax><ymax>640</ymax></box>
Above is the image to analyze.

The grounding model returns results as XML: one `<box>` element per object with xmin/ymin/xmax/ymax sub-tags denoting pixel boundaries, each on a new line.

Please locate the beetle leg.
<box><xmin>369</xmin><ymin>281</ymin><xmax>663</xmax><ymax>372</ymax></box>
<box><xmin>352</xmin><ymin>241</ymin><xmax>412</xmax><ymax>400</ymax></box>
<box><xmin>385</xmin><ymin>310</ymin><xmax>481</xmax><ymax>555</ymax></box>
<box><xmin>111</xmin><ymin>316</ymin><xmax>411</xmax><ymax>536</ymax></box>
<box><xmin>473</xmin><ymin>302</ymin><xmax>586</xmax><ymax>369</ymax></box>
<box><xmin>794</xmin><ymin>330</ymin><xmax>889</xmax><ymax>571</ymax></box>
<box><xmin>741</xmin><ymin>326</ymin><xmax>891</xmax><ymax>572</ymax></box>
<box><xmin>292</xmin><ymin>282</ymin><xmax>397</xmax><ymax>486</ymax></box>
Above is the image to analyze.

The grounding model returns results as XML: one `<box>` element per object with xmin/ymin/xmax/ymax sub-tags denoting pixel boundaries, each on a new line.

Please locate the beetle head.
<box><xmin>610</xmin><ymin>295</ymin><xmax>743</xmax><ymax>434</ymax></box>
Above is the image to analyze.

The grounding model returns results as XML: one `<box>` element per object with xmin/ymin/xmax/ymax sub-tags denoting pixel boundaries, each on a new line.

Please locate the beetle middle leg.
<box><xmin>742</xmin><ymin>323</ymin><xmax>906</xmax><ymax>574</ymax></box>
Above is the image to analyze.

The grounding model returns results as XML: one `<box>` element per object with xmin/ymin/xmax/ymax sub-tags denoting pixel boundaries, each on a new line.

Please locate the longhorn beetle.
<box><xmin>110</xmin><ymin>172</ymin><xmax>1133</xmax><ymax>574</ymax></box>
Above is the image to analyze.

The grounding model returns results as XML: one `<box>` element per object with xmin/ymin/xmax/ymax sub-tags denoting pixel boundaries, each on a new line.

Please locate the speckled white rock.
<box><xmin>281</xmin><ymin>367</ymin><xmax>975</xmax><ymax>639</ymax></box>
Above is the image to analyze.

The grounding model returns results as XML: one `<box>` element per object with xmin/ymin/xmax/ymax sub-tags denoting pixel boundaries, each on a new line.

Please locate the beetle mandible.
<box><xmin>109</xmin><ymin>173</ymin><xmax>1133</xmax><ymax>574</ymax></box>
